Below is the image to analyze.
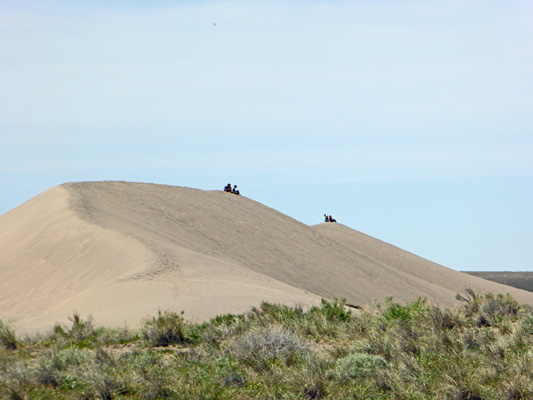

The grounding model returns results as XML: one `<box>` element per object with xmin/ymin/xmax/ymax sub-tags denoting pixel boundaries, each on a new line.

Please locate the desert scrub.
<box><xmin>249</xmin><ymin>299</ymin><xmax>354</xmax><ymax>340</ymax></box>
<box><xmin>47</xmin><ymin>313</ymin><xmax>113</xmax><ymax>349</ymax></box>
<box><xmin>314</xmin><ymin>298</ymin><xmax>352</xmax><ymax>322</ymax></box>
<box><xmin>456</xmin><ymin>287</ymin><xmax>484</xmax><ymax>317</ymax></box>
<box><xmin>141</xmin><ymin>310</ymin><xmax>197</xmax><ymax>347</ymax></box>
<box><xmin>332</xmin><ymin>352</ymin><xmax>388</xmax><ymax>380</ymax></box>
<box><xmin>226</xmin><ymin>325</ymin><xmax>312</xmax><ymax>372</ymax></box>
<box><xmin>378</xmin><ymin>296</ymin><xmax>431</xmax><ymax>324</ymax></box>
<box><xmin>65</xmin><ymin>313</ymin><xmax>95</xmax><ymax>343</ymax></box>
<box><xmin>0</xmin><ymin>320</ymin><xmax>17</xmax><ymax>350</ymax></box>
<box><xmin>202</xmin><ymin>299</ymin><xmax>355</xmax><ymax>347</ymax></box>
<box><xmin>34</xmin><ymin>347</ymin><xmax>91</xmax><ymax>388</ymax></box>
<box><xmin>506</xmin><ymin>314</ymin><xmax>533</xmax><ymax>351</ymax></box>
<box><xmin>3</xmin><ymin>293</ymin><xmax>533</xmax><ymax>399</ymax></box>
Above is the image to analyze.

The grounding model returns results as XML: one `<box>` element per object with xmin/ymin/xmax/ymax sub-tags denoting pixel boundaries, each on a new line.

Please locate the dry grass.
<box><xmin>1</xmin><ymin>291</ymin><xmax>533</xmax><ymax>399</ymax></box>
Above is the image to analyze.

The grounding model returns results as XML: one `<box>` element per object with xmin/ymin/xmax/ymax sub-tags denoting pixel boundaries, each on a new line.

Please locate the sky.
<box><xmin>1</xmin><ymin>0</ymin><xmax>532</xmax><ymax>271</ymax></box>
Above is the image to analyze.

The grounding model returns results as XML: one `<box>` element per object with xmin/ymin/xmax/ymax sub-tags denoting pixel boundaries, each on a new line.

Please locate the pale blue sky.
<box><xmin>1</xmin><ymin>1</ymin><xmax>532</xmax><ymax>271</ymax></box>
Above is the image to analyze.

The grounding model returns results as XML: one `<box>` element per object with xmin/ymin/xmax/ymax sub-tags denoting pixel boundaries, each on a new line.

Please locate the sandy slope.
<box><xmin>1</xmin><ymin>181</ymin><xmax>532</xmax><ymax>332</ymax></box>
<box><xmin>311</xmin><ymin>223</ymin><xmax>533</xmax><ymax>304</ymax></box>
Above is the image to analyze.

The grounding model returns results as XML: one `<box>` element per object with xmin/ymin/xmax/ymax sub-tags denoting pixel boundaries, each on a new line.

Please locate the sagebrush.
<box><xmin>1</xmin><ymin>290</ymin><xmax>532</xmax><ymax>399</ymax></box>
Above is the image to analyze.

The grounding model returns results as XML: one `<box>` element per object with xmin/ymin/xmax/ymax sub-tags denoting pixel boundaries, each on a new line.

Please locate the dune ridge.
<box><xmin>1</xmin><ymin>181</ymin><xmax>532</xmax><ymax>332</ymax></box>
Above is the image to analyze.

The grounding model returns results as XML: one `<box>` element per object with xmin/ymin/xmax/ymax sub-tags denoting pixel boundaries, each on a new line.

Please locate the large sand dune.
<box><xmin>1</xmin><ymin>181</ymin><xmax>532</xmax><ymax>332</ymax></box>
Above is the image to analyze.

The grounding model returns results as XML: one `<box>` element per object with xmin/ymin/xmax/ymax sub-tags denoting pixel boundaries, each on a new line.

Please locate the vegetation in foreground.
<box><xmin>1</xmin><ymin>290</ymin><xmax>533</xmax><ymax>400</ymax></box>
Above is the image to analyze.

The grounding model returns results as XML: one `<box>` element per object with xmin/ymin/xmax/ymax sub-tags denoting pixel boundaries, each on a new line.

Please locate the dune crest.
<box><xmin>1</xmin><ymin>181</ymin><xmax>532</xmax><ymax>332</ymax></box>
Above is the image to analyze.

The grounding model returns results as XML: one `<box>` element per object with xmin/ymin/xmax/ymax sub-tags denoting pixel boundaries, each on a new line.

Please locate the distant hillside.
<box><xmin>464</xmin><ymin>271</ymin><xmax>533</xmax><ymax>293</ymax></box>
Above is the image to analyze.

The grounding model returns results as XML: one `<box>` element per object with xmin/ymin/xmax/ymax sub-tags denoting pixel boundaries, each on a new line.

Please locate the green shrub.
<box><xmin>34</xmin><ymin>358</ymin><xmax>62</xmax><ymax>387</ymax></box>
<box><xmin>507</xmin><ymin>316</ymin><xmax>533</xmax><ymax>351</ymax></box>
<box><xmin>380</xmin><ymin>297</ymin><xmax>429</xmax><ymax>322</ymax></box>
<box><xmin>456</xmin><ymin>288</ymin><xmax>483</xmax><ymax>316</ymax></box>
<box><xmin>33</xmin><ymin>348</ymin><xmax>91</xmax><ymax>389</ymax></box>
<box><xmin>3</xmin><ymin>294</ymin><xmax>533</xmax><ymax>399</ymax></box>
<box><xmin>67</xmin><ymin>313</ymin><xmax>95</xmax><ymax>343</ymax></box>
<box><xmin>428</xmin><ymin>306</ymin><xmax>461</xmax><ymax>331</ymax></box>
<box><xmin>259</xmin><ymin>302</ymin><xmax>305</xmax><ymax>322</ymax></box>
<box><xmin>142</xmin><ymin>311</ymin><xmax>188</xmax><ymax>347</ymax></box>
<box><xmin>227</xmin><ymin>325</ymin><xmax>312</xmax><ymax>371</ymax></box>
<box><xmin>316</xmin><ymin>298</ymin><xmax>351</xmax><ymax>322</ymax></box>
<box><xmin>482</xmin><ymin>293</ymin><xmax>519</xmax><ymax>324</ymax></box>
<box><xmin>518</xmin><ymin>315</ymin><xmax>533</xmax><ymax>334</ymax></box>
<box><xmin>84</xmin><ymin>368</ymin><xmax>125</xmax><ymax>400</ymax></box>
<box><xmin>333</xmin><ymin>353</ymin><xmax>388</xmax><ymax>380</ymax></box>
<box><xmin>0</xmin><ymin>320</ymin><xmax>16</xmax><ymax>350</ymax></box>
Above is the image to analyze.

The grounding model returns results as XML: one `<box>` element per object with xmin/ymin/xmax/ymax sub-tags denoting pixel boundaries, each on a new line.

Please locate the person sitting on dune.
<box><xmin>232</xmin><ymin>185</ymin><xmax>240</xmax><ymax>195</ymax></box>
<box><xmin>324</xmin><ymin>214</ymin><xmax>337</xmax><ymax>223</ymax></box>
<box><xmin>224</xmin><ymin>183</ymin><xmax>232</xmax><ymax>193</ymax></box>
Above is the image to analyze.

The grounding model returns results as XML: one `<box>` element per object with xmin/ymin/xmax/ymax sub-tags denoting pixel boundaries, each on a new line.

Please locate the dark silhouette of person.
<box><xmin>324</xmin><ymin>214</ymin><xmax>337</xmax><ymax>223</ymax></box>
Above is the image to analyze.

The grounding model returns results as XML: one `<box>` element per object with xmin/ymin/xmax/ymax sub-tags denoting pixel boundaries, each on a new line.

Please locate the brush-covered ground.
<box><xmin>2</xmin><ymin>291</ymin><xmax>533</xmax><ymax>400</ymax></box>
<box><xmin>464</xmin><ymin>272</ymin><xmax>533</xmax><ymax>293</ymax></box>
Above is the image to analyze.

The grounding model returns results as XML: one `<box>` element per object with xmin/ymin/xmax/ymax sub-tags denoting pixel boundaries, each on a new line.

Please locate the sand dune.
<box><xmin>1</xmin><ymin>181</ymin><xmax>532</xmax><ymax>332</ymax></box>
